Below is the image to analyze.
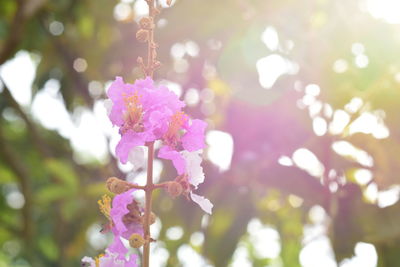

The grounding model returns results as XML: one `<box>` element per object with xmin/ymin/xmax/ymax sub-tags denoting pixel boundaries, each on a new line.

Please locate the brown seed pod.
<box><xmin>167</xmin><ymin>181</ymin><xmax>183</xmax><ymax>198</ymax></box>
<box><xmin>129</xmin><ymin>233</ymin><xmax>145</xmax><ymax>248</ymax></box>
<box><xmin>136</xmin><ymin>29</ymin><xmax>149</xmax><ymax>42</ymax></box>
<box><xmin>106</xmin><ymin>177</ymin><xmax>129</xmax><ymax>194</ymax></box>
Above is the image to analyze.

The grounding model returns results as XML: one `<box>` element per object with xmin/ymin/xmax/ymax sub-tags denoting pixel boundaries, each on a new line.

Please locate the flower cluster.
<box><xmin>105</xmin><ymin>77</ymin><xmax>212</xmax><ymax>214</ymax></box>
<box><xmin>83</xmin><ymin>77</ymin><xmax>212</xmax><ymax>266</ymax></box>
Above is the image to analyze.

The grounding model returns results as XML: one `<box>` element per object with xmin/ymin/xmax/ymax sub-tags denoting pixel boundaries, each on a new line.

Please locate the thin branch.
<box><xmin>0</xmin><ymin>0</ymin><xmax>47</xmax><ymax>65</ymax></box>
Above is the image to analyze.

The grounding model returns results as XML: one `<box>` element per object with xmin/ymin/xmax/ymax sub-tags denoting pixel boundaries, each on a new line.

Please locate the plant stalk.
<box><xmin>142</xmin><ymin>141</ymin><xmax>154</xmax><ymax>267</ymax></box>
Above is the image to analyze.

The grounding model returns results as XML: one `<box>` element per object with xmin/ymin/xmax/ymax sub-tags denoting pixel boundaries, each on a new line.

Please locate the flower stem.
<box><xmin>145</xmin><ymin>0</ymin><xmax>157</xmax><ymax>77</ymax></box>
<box><xmin>141</xmin><ymin>1</ymin><xmax>158</xmax><ymax>266</ymax></box>
<box><xmin>143</xmin><ymin>141</ymin><xmax>154</xmax><ymax>267</ymax></box>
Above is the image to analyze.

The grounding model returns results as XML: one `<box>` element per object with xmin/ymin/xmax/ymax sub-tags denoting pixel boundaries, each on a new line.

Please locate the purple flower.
<box><xmin>107</xmin><ymin>77</ymin><xmax>184</xmax><ymax>163</ymax></box>
<box><xmin>110</xmin><ymin>188</ymin><xmax>143</xmax><ymax>239</ymax></box>
<box><xmin>158</xmin><ymin>112</ymin><xmax>207</xmax><ymax>171</ymax></box>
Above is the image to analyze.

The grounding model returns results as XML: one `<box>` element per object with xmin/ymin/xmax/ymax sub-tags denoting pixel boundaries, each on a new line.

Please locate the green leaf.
<box><xmin>38</xmin><ymin>235</ymin><xmax>59</xmax><ymax>261</ymax></box>
<box><xmin>45</xmin><ymin>159</ymin><xmax>78</xmax><ymax>190</ymax></box>
<box><xmin>36</xmin><ymin>185</ymin><xmax>72</xmax><ymax>203</ymax></box>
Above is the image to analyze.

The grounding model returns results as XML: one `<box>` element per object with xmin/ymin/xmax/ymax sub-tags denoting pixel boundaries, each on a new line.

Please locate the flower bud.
<box><xmin>153</xmin><ymin>61</ymin><xmax>161</xmax><ymax>69</ymax></box>
<box><xmin>137</xmin><ymin>57</ymin><xmax>144</xmax><ymax>64</ymax></box>
<box><xmin>106</xmin><ymin>177</ymin><xmax>129</xmax><ymax>194</ymax></box>
<box><xmin>129</xmin><ymin>233</ymin><xmax>145</xmax><ymax>248</ymax></box>
<box><xmin>136</xmin><ymin>29</ymin><xmax>149</xmax><ymax>42</ymax></box>
<box><xmin>139</xmin><ymin>17</ymin><xmax>153</xmax><ymax>30</ymax></box>
<box><xmin>167</xmin><ymin>181</ymin><xmax>183</xmax><ymax>198</ymax></box>
<box><xmin>167</xmin><ymin>0</ymin><xmax>173</xmax><ymax>6</ymax></box>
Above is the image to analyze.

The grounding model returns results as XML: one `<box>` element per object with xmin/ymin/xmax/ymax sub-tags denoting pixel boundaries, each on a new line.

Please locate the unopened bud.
<box><xmin>167</xmin><ymin>0</ymin><xmax>173</xmax><ymax>6</ymax></box>
<box><xmin>136</xmin><ymin>29</ymin><xmax>149</xmax><ymax>42</ymax></box>
<box><xmin>153</xmin><ymin>61</ymin><xmax>161</xmax><ymax>69</ymax></box>
<box><xmin>129</xmin><ymin>233</ymin><xmax>145</xmax><ymax>248</ymax></box>
<box><xmin>167</xmin><ymin>182</ymin><xmax>183</xmax><ymax>198</ymax></box>
<box><xmin>137</xmin><ymin>57</ymin><xmax>143</xmax><ymax>64</ymax></box>
<box><xmin>139</xmin><ymin>17</ymin><xmax>153</xmax><ymax>30</ymax></box>
<box><xmin>106</xmin><ymin>177</ymin><xmax>129</xmax><ymax>194</ymax></box>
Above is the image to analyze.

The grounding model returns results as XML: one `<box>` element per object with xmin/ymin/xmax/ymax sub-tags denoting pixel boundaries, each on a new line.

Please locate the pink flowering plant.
<box><xmin>82</xmin><ymin>0</ymin><xmax>212</xmax><ymax>266</ymax></box>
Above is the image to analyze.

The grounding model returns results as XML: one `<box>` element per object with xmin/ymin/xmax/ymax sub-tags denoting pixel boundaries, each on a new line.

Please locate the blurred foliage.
<box><xmin>1</xmin><ymin>0</ymin><xmax>400</xmax><ymax>266</ymax></box>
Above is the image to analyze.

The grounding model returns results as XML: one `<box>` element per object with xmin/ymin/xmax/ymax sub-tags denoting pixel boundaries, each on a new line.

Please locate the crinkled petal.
<box><xmin>182</xmin><ymin>151</ymin><xmax>204</xmax><ymax>188</ymax></box>
<box><xmin>134</xmin><ymin>76</ymin><xmax>154</xmax><ymax>90</ymax></box>
<box><xmin>107</xmin><ymin>77</ymin><xmax>134</xmax><ymax>102</ymax></box>
<box><xmin>142</xmin><ymin>84</ymin><xmax>185</xmax><ymax>114</ymax></box>
<box><xmin>109</xmin><ymin>101</ymin><xmax>125</xmax><ymax>126</ymax></box>
<box><xmin>190</xmin><ymin>192</ymin><xmax>213</xmax><ymax>214</ymax></box>
<box><xmin>182</xmin><ymin>119</ymin><xmax>207</xmax><ymax>151</ymax></box>
<box><xmin>126</xmin><ymin>254</ymin><xmax>139</xmax><ymax>267</ymax></box>
<box><xmin>116</xmin><ymin>131</ymin><xmax>146</xmax><ymax>164</ymax></box>
<box><xmin>107</xmin><ymin>77</ymin><xmax>141</xmax><ymax>126</ymax></box>
<box><xmin>143</xmin><ymin>108</ymin><xmax>173</xmax><ymax>138</ymax></box>
<box><xmin>128</xmin><ymin>146</ymin><xmax>146</xmax><ymax>171</ymax></box>
<box><xmin>110</xmin><ymin>189</ymin><xmax>135</xmax><ymax>234</ymax></box>
<box><xmin>158</xmin><ymin>146</ymin><xmax>186</xmax><ymax>175</ymax></box>
<box><xmin>108</xmin><ymin>228</ymin><xmax>128</xmax><ymax>257</ymax></box>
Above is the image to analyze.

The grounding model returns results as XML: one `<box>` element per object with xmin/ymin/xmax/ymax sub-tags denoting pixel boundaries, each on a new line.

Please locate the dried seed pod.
<box><xmin>139</xmin><ymin>17</ymin><xmax>153</xmax><ymax>30</ymax></box>
<box><xmin>136</xmin><ymin>29</ymin><xmax>149</xmax><ymax>42</ymax></box>
<box><xmin>129</xmin><ymin>233</ymin><xmax>145</xmax><ymax>248</ymax></box>
<box><xmin>106</xmin><ymin>177</ymin><xmax>119</xmax><ymax>191</ymax></box>
<box><xmin>167</xmin><ymin>181</ymin><xmax>183</xmax><ymax>198</ymax></box>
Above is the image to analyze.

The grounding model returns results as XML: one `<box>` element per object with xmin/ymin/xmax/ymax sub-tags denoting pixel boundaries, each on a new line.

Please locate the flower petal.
<box><xmin>110</xmin><ymin>189</ymin><xmax>135</xmax><ymax>234</ymax></box>
<box><xmin>182</xmin><ymin>150</ymin><xmax>204</xmax><ymax>188</ymax></box>
<box><xmin>158</xmin><ymin>146</ymin><xmax>185</xmax><ymax>175</ymax></box>
<box><xmin>190</xmin><ymin>192</ymin><xmax>213</xmax><ymax>214</ymax></box>
<box><xmin>108</xmin><ymin>228</ymin><xmax>128</xmax><ymax>257</ymax></box>
<box><xmin>182</xmin><ymin>119</ymin><xmax>207</xmax><ymax>152</ymax></box>
<box><xmin>116</xmin><ymin>131</ymin><xmax>146</xmax><ymax>164</ymax></box>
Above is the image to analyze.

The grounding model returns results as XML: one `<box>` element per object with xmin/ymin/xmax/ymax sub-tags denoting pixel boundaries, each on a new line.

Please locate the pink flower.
<box><xmin>110</xmin><ymin>188</ymin><xmax>143</xmax><ymax>240</ymax></box>
<box><xmin>157</xmin><ymin>113</ymin><xmax>207</xmax><ymax>172</ymax></box>
<box><xmin>107</xmin><ymin>77</ymin><xmax>184</xmax><ymax>163</ymax></box>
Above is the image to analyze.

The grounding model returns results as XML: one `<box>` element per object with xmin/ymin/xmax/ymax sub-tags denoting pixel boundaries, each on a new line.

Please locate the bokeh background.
<box><xmin>1</xmin><ymin>0</ymin><xmax>400</xmax><ymax>266</ymax></box>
